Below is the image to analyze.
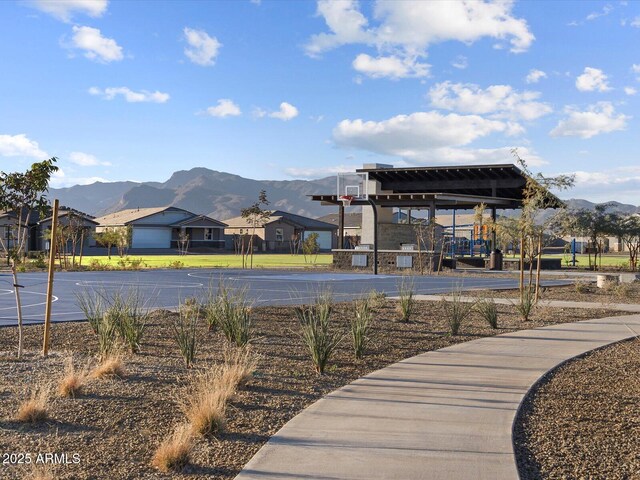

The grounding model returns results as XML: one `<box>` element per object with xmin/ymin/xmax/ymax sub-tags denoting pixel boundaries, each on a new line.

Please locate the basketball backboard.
<box><xmin>337</xmin><ymin>172</ymin><xmax>368</xmax><ymax>202</ymax></box>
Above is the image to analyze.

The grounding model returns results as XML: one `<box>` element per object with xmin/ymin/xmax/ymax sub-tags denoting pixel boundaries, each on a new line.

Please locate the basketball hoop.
<box><xmin>338</xmin><ymin>195</ymin><xmax>354</xmax><ymax>207</ymax></box>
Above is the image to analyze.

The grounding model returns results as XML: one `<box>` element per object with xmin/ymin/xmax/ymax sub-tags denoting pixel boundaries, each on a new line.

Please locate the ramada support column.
<box><xmin>338</xmin><ymin>204</ymin><xmax>345</xmax><ymax>249</ymax></box>
<box><xmin>491</xmin><ymin>207</ymin><xmax>497</xmax><ymax>251</ymax></box>
<box><xmin>368</xmin><ymin>199</ymin><xmax>378</xmax><ymax>275</ymax></box>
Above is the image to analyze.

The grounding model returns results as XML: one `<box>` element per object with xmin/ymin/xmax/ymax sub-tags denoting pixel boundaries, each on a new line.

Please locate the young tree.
<box><xmin>302</xmin><ymin>232</ymin><xmax>320</xmax><ymax>263</ymax></box>
<box><xmin>94</xmin><ymin>228</ymin><xmax>119</xmax><ymax>259</ymax></box>
<box><xmin>240</xmin><ymin>190</ymin><xmax>271</xmax><ymax>269</ymax></box>
<box><xmin>610</xmin><ymin>214</ymin><xmax>640</xmax><ymax>272</ymax></box>
<box><xmin>512</xmin><ymin>150</ymin><xmax>574</xmax><ymax>302</ymax></box>
<box><xmin>0</xmin><ymin>158</ymin><xmax>58</xmax><ymax>358</ymax></box>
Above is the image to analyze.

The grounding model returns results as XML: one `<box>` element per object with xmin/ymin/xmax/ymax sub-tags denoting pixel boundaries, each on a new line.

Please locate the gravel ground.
<box><xmin>515</xmin><ymin>338</ymin><xmax>640</xmax><ymax>480</ymax></box>
<box><xmin>476</xmin><ymin>282</ymin><xmax>640</xmax><ymax>305</ymax></box>
<box><xmin>0</xmin><ymin>299</ymin><xmax>625</xmax><ymax>479</ymax></box>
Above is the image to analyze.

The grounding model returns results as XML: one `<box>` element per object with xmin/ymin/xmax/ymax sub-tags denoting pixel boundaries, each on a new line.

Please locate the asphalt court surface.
<box><xmin>0</xmin><ymin>268</ymin><xmax>570</xmax><ymax>326</ymax></box>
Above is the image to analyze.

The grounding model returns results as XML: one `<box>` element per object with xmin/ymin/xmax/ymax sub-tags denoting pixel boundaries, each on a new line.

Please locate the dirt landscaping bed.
<box><xmin>0</xmin><ymin>299</ymin><xmax>627</xmax><ymax>479</ymax></box>
<box><xmin>515</xmin><ymin>337</ymin><xmax>640</xmax><ymax>479</ymax></box>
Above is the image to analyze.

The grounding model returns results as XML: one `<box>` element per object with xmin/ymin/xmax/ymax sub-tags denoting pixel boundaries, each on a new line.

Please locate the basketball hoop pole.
<box><xmin>368</xmin><ymin>198</ymin><xmax>378</xmax><ymax>275</ymax></box>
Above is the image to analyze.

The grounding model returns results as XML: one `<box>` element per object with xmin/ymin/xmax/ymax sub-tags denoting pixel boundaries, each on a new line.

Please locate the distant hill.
<box><xmin>49</xmin><ymin>168</ymin><xmax>640</xmax><ymax>221</ymax></box>
<box><xmin>49</xmin><ymin>168</ymin><xmax>338</xmax><ymax>220</ymax></box>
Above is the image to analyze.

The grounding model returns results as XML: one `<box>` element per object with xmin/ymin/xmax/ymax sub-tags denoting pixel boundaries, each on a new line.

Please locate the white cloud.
<box><xmin>525</xmin><ymin>69</ymin><xmax>547</xmax><ymax>84</ymax></box>
<box><xmin>183</xmin><ymin>27</ymin><xmax>221</xmax><ymax>66</ymax></box>
<box><xmin>89</xmin><ymin>86</ymin><xmax>170</xmax><ymax>103</ymax></box>
<box><xmin>69</xmin><ymin>151</ymin><xmax>111</xmax><ymax>166</ymax></box>
<box><xmin>205</xmin><ymin>99</ymin><xmax>241</xmax><ymax>118</ymax></box>
<box><xmin>586</xmin><ymin>4</ymin><xmax>613</xmax><ymax>21</ymax></box>
<box><xmin>631</xmin><ymin>16</ymin><xmax>640</xmax><ymax>27</ymax></box>
<box><xmin>633</xmin><ymin>64</ymin><xmax>640</xmax><ymax>80</ymax></box>
<box><xmin>451</xmin><ymin>55</ymin><xmax>468</xmax><ymax>70</ymax></box>
<box><xmin>284</xmin><ymin>164</ymin><xmax>360</xmax><ymax>179</ymax></box>
<box><xmin>50</xmin><ymin>169</ymin><xmax>109</xmax><ymax>188</ymax></box>
<box><xmin>352</xmin><ymin>54</ymin><xmax>429</xmax><ymax>79</ymax></box>
<box><xmin>550</xmin><ymin>102</ymin><xmax>629</xmax><ymax>139</ymax></box>
<box><xmin>306</xmin><ymin>1</ymin><xmax>533</xmax><ymax>80</ymax></box>
<box><xmin>567</xmin><ymin>166</ymin><xmax>640</xmax><ymax>203</ymax></box>
<box><xmin>0</xmin><ymin>134</ymin><xmax>48</xmax><ymax>159</ymax></box>
<box><xmin>69</xmin><ymin>26</ymin><xmax>123</xmax><ymax>62</ymax></box>
<box><xmin>428</xmin><ymin>82</ymin><xmax>552</xmax><ymax>121</ymax></box>
<box><xmin>333</xmin><ymin>110</ymin><xmax>511</xmax><ymax>159</ymax></box>
<box><xmin>575</xmin><ymin>67</ymin><xmax>611</xmax><ymax>92</ymax></box>
<box><xmin>27</xmin><ymin>0</ymin><xmax>107</xmax><ymax>22</ymax></box>
<box><xmin>306</xmin><ymin>0</ymin><xmax>534</xmax><ymax>57</ymax></box>
<box><xmin>624</xmin><ymin>86</ymin><xmax>637</xmax><ymax>96</ymax></box>
<box><xmin>269</xmin><ymin>102</ymin><xmax>299</xmax><ymax>121</ymax></box>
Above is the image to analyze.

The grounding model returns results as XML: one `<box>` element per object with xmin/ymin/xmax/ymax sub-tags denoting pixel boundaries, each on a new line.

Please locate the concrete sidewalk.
<box><xmin>411</xmin><ymin>294</ymin><xmax>640</xmax><ymax>313</ymax></box>
<box><xmin>236</xmin><ymin>314</ymin><xmax>640</xmax><ymax>480</ymax></box>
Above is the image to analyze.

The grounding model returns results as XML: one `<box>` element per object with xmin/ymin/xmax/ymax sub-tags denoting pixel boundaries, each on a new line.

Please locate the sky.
<box><xmin>1</xmin><ymin>0</ymin><xmax>639</xmax><ymax>203</ymax></box>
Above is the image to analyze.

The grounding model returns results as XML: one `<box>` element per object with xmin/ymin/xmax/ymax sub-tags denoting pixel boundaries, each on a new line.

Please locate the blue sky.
<box><xmin>1</xmin><ymin>0</ymin><xmax>639</xmax><ymax>203</ymax></box>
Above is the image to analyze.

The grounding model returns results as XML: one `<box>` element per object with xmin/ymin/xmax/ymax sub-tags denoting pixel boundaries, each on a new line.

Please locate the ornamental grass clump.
<box><xmin>441</xmin><ymin>288</ymin><xmax>474</xmax><ymax>336</ymax></box>
<box><xmin>173</xmin><ymin>301</ymin><xmax>199</xmax><ymax>368</ymax></box>
<box><xmin>151</xmin><ymin>423</ymin><xmax>194</xmax><ymax>473</ymax></box>
<box><xmin>217</xmin><ymin>287</ymin><xmax>254</xmax><ymax>347</ymax></box>
<box><xmin>75</xmin><ymin>289</ymin><xmax>104</xmax><ymax>334</ymax></box>
<box><xmin>350</xmin><ymin>297</ymin><xmax>373</xmax><ymax>359</ymax></box>
<box><xmin>104</xmin><ymin>289</ymin><xmax>148</xmax><ymax>354</ymax></box>
<box><xmin>17</xmin><ymin>382</ymin><xmax>51</xmax><ymax>423</ymax></box>
<box><xmin>396</xmin><ymin>277</ymin><xmax>415</xmax><ymax>322</ymax></box>
<box><xmin>295</xmin><ymin>291</ymin><xmax>344</xmax><ymax>374</ymax></box>
<box><xmin>516</xmin><ymin>287</ymin><xmax>536</xmax><ymax>321</ymax></box>
<box><xmin>58</xmin><ymin>356</ymin><xmax>90</xmax><ymax>397</ymax></box>
<box><xmin>476</xmin><ymin>297</ymin><xmax>499</xmax><ymax>329</ymax></box>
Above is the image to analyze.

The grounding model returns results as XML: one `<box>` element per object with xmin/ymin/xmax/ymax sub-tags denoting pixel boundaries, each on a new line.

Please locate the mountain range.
<box><xmin>49</xmin><ymin>167</ymin><xmax>640</xmax><ymax>221</ymax></box>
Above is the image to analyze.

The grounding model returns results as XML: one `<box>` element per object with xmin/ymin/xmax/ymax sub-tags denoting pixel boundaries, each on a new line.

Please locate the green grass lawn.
<box><xmin>81</xmin><ymin>253</ymin><xmax>333</xmax><ymax>269</ymax></box>
<box><xmin>542</xmin><ymin>254</ymin><xmax>632</xmax><ymax>268</ymax></box>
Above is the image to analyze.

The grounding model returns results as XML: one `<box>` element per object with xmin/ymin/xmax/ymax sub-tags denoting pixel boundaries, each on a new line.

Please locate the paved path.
<box><xmin>411</xmin><ymin>294</ymin><xmax>640</xmax><ymax>313</ymax></box>
<box><xmin>236</xmin><ymin>313</ymin><xmax>640</xmax><ymax>480</ymax></box>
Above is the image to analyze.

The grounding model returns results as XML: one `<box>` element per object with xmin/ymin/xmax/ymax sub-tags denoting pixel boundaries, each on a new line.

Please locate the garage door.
<box><xmin>132</xmin><ymin>227</ymin><xmax>172</xmax><ymax>248</ymax></box>
<box><xmin>304</xmin><ymin>231</ymin><xmax>333</xmax><ymax>250</ymax></box>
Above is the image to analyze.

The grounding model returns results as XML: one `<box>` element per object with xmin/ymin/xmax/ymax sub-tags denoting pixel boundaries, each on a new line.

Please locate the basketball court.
<box><xmin>0</xmin><ymin>268</ymin><xmax>570</xmax><ymax>327</ymax></box>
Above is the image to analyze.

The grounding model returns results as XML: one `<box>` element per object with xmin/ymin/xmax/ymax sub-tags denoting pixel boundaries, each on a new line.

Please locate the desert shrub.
<box><xmin>350</xmin><ymin>297</ymin><xmax>373</xmax><ymax>359</ymax></box>
<box><xmin>574</xmin><ymin>280</ymin><xmax>591</xmax><ymax>294</ymax></box>
<box><xmin>88</xmin><ymin>259</ymin><xmax>111</xmax><ymax>271</ymax></box>
<box><xmin>203</xmin><ymin>281</ymin><xmax>227</xmax><ymax>332</ymax></box>
<box><xmin>614</xmin><ymin>282</ymin><xmax>632</xmax><ymax>299</ymax></box>
<box><xmin>75</xmin><ymin>289</ymin><xmax>104</xmax><ymax>334</ymax></box>
<box><xmin>96</xmin><ymin>310</ymin><xmax>120</xmax><ymax>361</ymax></box>
<box><xmin>368</xmin><ymin>289</ymin><xmax>386</xmax><ymax>309</ymax></box>
<box><xmin>179</xmin><ymin>366</ymin><xmax>231</xmax><ymax>436</ymax></box>
<box><xmin>168</xmin><ymin>260</ymin><xmax>185</xmax><ymax>269</ymax></box>
<box><xmin>108</xmin><ymin>290</ymin><xmax>147</xmax><ymax>354</ymax></box>
<box><xmin>116</xmin><ymin>257</ymin><xmax>145</xmax><ymax>270</ymax></box>
<box><xmin>58</xmin><ymin>357</ymin><xmax>90</xmax><ymax>397</ymax></box>
<box><xmin>396</xmin><ymin>277</ymin><xmax>415</xmax><ymax>322</ymax></box>
<box><xmin>441</xmin><ymin>289</ymin><xmax>475</xmax><ymax>335</ymax></box>
<box><xmin>91</xmin><ymin>352</ymin><xmax>125</xmax><ymax>378</ymax></box>
<box><xmin>295</xmin><ymin>291</ymin><xmax>343</xmax><ymax>374</ymax></box>
<box><xmin>17</xmin><ymin>383</ymin><xmax>51</xmax><ymax>423</ymax></box>
<box><xmin>217</xmin><ymin>288</ymin><xmax>253</xmax><ymax>347</ymax></box>
<box><xmin>220</xmin><ymin>345</ymin><xmax>259</xmax><ymax>390</ymax></box>
<box><xmin>516</xmin><ymin>287</ymin><xmax>536</xmax><ymax>321</ymax></box>
<box><xmin>151</xmin><ymin>423</ymin><xmax>194</xmax><ymax>473</ymax></box>
<box><xmin>173</xmin><ymin>302</ymin><xmax>199</xmax><ymax>368</ymax></box>
<box><xmin>476</xmin><ymin>298</ymin><xmax>499</xmax><ymax>329</ymax></box>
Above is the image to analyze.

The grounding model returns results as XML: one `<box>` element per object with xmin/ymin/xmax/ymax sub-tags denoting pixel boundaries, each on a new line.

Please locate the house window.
<box><xmin>275</xmin><ymin>228</ymin><xmax>284</xmax><ymax>242</ymax></box>
<box><xmin>204</xmin><ymin>228</ymin><xmax>213</xmax><ymax>240</ymax></box>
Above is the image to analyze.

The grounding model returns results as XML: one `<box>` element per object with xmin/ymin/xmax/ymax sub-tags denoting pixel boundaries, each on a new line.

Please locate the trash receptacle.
<box><xmin>489</xmin><ymin>249</ymin><xmax>503</xmax><ymax>270</ymax></box>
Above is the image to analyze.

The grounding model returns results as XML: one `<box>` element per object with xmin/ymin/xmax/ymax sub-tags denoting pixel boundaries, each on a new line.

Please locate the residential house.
<box><xmin>94</xmin><ymin>207</ymin><xmax>226</xmax><ymax>250</ymax></box>
<box><xmin>38</xmin><ymin>209</ymin><xmax>99</xmax><ymax>253</ymax></box>
<box><xmin>224</xmin><ymin>210</ymin><xmax>338</xmax><ymax>252</ymax></box>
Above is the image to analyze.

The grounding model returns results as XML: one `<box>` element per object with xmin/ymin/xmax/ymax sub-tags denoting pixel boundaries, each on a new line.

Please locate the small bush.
<box><xmin>574</xmin><ymin>280</ymin><xmax>591</xmax><ymax>294</ymax></box>
<box><xmin>516</xmin><ymin>287</ymin><xmax>536</xmax><ymax>321</ymax></box>
<box><xmin>151</xmin><ymin>423</ymin><xmax>194</xmax><ymax>473</ymax></box>
<box><xmin>396</xmin><ymin>277</ymin><xmax>415</xmax><ymax>322</ymax></box>
<box><xmin>217</xmin><ymin>288</ymin><xmax>253</xmax><ymax>347</ymax></box>
<box><xmin>91</xmin><ymin>352</ymin><xmax>125</xmax><ymax>378</ymax></box>
<box><xmin>441</xmin><ymin>289</ymin><xmax>475</xmax><ymax>335</ymax></box>
<box><xmin>105</xmin><ymin>290</ymin><xmax>148</xmax><ymax>354</ymax></box>
<box><xmin>368</xmin><ymin>289</ymin><xmax>387</xmax><ymax>309</ymax></box>
<box><xmin>168</xmin><ymin>260</ymin><xmax>185</xmax><ymax>269</ymax></box>
<box><xmin>179</xmin><ymin>367</ymin><xmax>232</xmax><ymax>436</ymax></box>
<box><xmin>58</xmin><ymin>357</ymin><xmax>90</xmax><ymax>398</ymax></box>
<box><xmin>614</xmin><ymin>282</ymin><xmax>633</xmax><ymax>299</ymax></box>
<box><xmin>88</xmin><ymin>259</ymin><xmax>111</xmax><ymax>271</ymax></box>
<box><xmin>75</xmin><ymin>289</ymin><xmax>104</xmax><ymax>334</ymax></box>
<box><xmin>116</xmin><ymin>257</ymin><xmax>145</xmax><ymax>270</ymax></box>
<box><xmin>173</xmin><ymin>302</ymin><xmax>199</xmax><ymax>368</ymax></box>
<box><xmin>220</xmin><ymin>346</ymin><xmax>259</xmax><ymax>390</ymax></box>
<box><xmin>96</xmin><ymin>310</ymin><xmax>120</xmax><ymax>361</ymax></box>
<box><xmin>203</xmin><ymin>282</ymin><xmax>225</xmax><ymax>332</ymax></box>
<box><xmin>350</xmin><ymin>297</ymin><xmax>373</xmax><ymax>359</ymax></box>
<box><xmin>295</xmin><ymin>291</ymin><xmax>343</xmax><ymax>374</ymax></box>
<box><xmin>17</xmin><ymin>383</ymin><xmax>51</xmax><ymax>423</ymax></box>
<box><xmin>476</xmin><ymin>298</ymin><xmax>499</xmax><ymax>329</ymax></box>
